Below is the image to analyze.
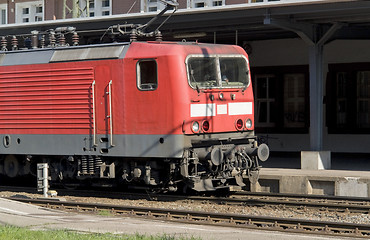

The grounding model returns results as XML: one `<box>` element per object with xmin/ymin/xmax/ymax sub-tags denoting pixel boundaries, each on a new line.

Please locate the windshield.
<box><xmin>187</xmin><ymin>55</ymin><xmax>250</xmax><ymax>89</ymax></box>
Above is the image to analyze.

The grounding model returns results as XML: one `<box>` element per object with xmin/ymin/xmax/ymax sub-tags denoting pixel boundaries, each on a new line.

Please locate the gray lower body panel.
<box><xmin>0</xmin><ymin>134</ymin><xmax>185</xmax><ymax>158</ymax></box>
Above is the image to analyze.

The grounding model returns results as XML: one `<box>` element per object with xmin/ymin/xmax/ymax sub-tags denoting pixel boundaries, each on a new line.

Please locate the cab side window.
<box><xmin>137</xmin><ymin>59</ymin><xmax>157</xmax><ymax>91</ymax></box>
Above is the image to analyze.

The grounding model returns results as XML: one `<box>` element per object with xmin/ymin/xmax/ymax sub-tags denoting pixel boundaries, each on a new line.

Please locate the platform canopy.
<box><xmin>0</xmin><ymin>0</ymin><xmax>369</xmax><ymax>43</ymax></box>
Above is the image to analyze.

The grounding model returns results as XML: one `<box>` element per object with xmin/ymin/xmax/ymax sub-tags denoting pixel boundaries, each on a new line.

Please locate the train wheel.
<box><xmin>4</xmin><ymin>155</ymin><xmax>19</xmax><ymax>178</ymax></box>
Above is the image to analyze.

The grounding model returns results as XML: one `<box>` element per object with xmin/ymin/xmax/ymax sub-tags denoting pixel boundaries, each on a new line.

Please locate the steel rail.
<box><xmin>121</xmin><ymin>192</ymin><xmax>370</xmax><ymax>214</ymax></box>
<box><xmin>7</xmin><ymin>196</ymin><xmax>370</xmax><ymax>238</ymax></box>
<box><xmin>229</xmin><ymin>192</ymin><xmax>370</xmax><ymax>213</ymax></box>
<box><xmin>234</xmin><ymin>191</ymin><xmax>370</xmax><ymax>203</ymax></box>
<box><xmin>1</xmin><ymin>185</ymin><xmax>370</xmax><ymax>214</ymax></box>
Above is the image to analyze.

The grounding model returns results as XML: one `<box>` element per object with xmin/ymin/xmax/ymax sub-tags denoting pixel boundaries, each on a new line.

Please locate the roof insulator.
<box><xmin>11</xmin><ymin>36</ymin><xmax>18</xmax><ymax>51</ymax></box>
<box><xmin>1</xmin><ymin>36</ymin><xmax>7</xmax><ymax>51</ymax></box>
<box><xmin>155</xmin><ymin>30</ymin><xmax>162</xmax><ymax>42</ymax></box>
<box><xmin>40</xmin><ymin>35</ymin><xmax>45</xmax><ymax>48</ymax></box>
<box><xmin>49</xmin><ymin>31</ymin><xmax>56</xmax><ymax>48</ymax></box>
<box><xmin>130</xmin><ymin>29</ymin><xmax>137</xmax><ymax>42</ymax></box>
<box><xmin>58</xmin><ymin>34</ymin><xmax>66</xmax><ymax>47</ymax></box>
<box><xmin>72</xmin><ymin>32</ymin><xmax>79</xmax><ymax>46</ymax></box>
<box><xmin>31</xmin><ymin>30</ymin><xmax>39</xmax><ymax>49</ymax></box>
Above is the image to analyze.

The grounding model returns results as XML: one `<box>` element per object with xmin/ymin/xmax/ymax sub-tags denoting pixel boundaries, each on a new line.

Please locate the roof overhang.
<box><xmin>0</xmin><ymin>0</ymin><xmax>369</xmax><ymax>43</ymax></box>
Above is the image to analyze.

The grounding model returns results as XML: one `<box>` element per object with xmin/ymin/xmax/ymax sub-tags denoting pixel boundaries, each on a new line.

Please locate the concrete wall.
<box><xmin>249</xmin><ymin>39</ymin><xmax>308</xmax><ymax>67</ymax></box>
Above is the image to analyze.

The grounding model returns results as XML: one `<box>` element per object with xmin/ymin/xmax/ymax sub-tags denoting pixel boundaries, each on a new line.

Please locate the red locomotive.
<box><xmin>0</xmin><ymin>2</ymin><xmax>268</xmax><ymax>192</ymax></box>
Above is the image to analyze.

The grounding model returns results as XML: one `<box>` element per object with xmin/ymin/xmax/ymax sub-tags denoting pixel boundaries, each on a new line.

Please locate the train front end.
<box><xmin>178</xmin><ymin>43</ymin><xmax>269</xmax><ymax>191</ymax></box>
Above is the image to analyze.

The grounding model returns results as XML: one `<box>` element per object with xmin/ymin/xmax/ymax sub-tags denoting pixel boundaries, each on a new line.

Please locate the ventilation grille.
<box><xmin>0</xmin><ymin>67</ymin><xmax>94</xmax><ymax>130</ymax></box>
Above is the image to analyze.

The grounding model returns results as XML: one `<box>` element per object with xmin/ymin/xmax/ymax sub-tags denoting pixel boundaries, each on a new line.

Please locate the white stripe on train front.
<box><xmin>217</xmin><ymin>104</ymin><xmax>228</xmax><ymax>115</ymax></box>
<box><xmin>228</xmin><ymin>102</ymin><xmax>252</xmax><ymax>115</ymax></box>
<box><xmin>190</xmin><ymin>104</ymin><xmax>216</xmax><ymax>117</ymax></box>
<box><xmin>190</xmin><ymin>102</ymin><xmax>252</xmax><ymax>117</ymax></box>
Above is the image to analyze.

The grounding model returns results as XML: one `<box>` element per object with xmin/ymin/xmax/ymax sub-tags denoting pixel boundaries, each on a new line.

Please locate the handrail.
<box><xmin>92</xmin><ymin>80</ymin><xmax>97</xmax><ymax>147</ymax></box>
<box><xmin>108</xmin><ymin>80</ymin><xmax>114</xmax><ymax>147</ymax></box>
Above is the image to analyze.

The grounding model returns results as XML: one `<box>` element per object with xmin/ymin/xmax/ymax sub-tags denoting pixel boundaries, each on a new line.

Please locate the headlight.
<box><xmin>235</xmin><ymin>119</ymin><xmax>244</xmax><ymax>130</ymax></box>
<box><xmin>245</xmin><ymin>118</ymin><xmax>253</xmax><ymax>129</ymax></box>
<box><xmin>202</xmin><ymin>120</ymin><xmax>210</xmax><ymax>132</ymax></box>
<box><xmin>218</xmin><ymin>93</ymin><xmax>224</xmax><ymax>100</ymax></box>
<box><xmin>192</xmin><ymin>121</ymin><xmax>200</xmax><ymax>133</ymax></box>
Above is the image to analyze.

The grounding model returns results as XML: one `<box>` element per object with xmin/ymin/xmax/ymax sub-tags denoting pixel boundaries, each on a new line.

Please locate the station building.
<box><xmin>1</xmin><ymin>0</ymin><xmax>370</xmax><ymax>168</ymax></box>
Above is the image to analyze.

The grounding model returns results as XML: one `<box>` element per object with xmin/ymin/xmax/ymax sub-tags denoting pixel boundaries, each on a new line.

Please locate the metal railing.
<box><xmin>107</xmin><ymin>80</ymin><xmax>114</xmax><ymax>147</ymax></box>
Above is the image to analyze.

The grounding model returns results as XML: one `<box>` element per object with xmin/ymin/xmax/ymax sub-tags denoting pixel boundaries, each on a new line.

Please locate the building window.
<box><xmin>335</xmin><ymin>72</ymin><xmax>349</xmax><ymax>128</ymax></box>
<box><xmin>22</xmin><ymin>8</ymin><xmax>30</xmax><ymax>15</ymax></box>
<box><xmin>89</xmin><ymin>0</ymin><xmax>95</xmax><ymax>8</ymax></box>
<box><xmin>0</xmin><ymin>9</ymin><xmax>6</xmax><ymax>25</ymax></box>
<box><xmin>79</xmin><ymin>0</ymin><xmax>111</xmax><ymax>17</ymax></box>
<box><xmin>141</xmin><ymin>0</ymin><xmax>166</xmax><ymax>12</ymax></box>
<box><xmin>36</xmin><ymin>6</ymin><xmax>42</xmax><ymax>13</ymax></box>
<box><xmin>188</xmin><ymin>0</ymin><xmax>225</xmax><ymax>8</ymax></box>
<box><xmin>16</xmin><ymin>1</ymin><xmax>43</xmax><ymax>23</ymax></box>
<box><xmin>213</xmin><ymin>1</ymin><xmax>223</xmax><ymax>6</ymax></box>
<box><xmin>149</xmin><ymin>6</ymin><xmax>157</xmax><ymax>11</ymax></box>
<box><xmin>100</xmin><ymin>0</ymin><xmax>110</xmax><ymax>15</ymax></box>
<box><xmin>253</xmin><ymin>65</ymin><xmax>308</xmax><ymax>133</ymax></box>
<box><xmin>327</xmin><ymin>64</ymin><xmax>370</xmax><ymax>133</ymax></box>
<box><xmin>250</xmin><ymin>0</ymin><xmax>280</xmax><ymax>2</ymax></box>
<box><xmin>357</xmin><ymin>72</ymin><xmax>370</xmax><ymax>128</ymax></box>
<box><xmin>195</xmin><ymin>2</ymin><xmax>205</xmax><ymax>7</ymax></box>
<box><xmin>0</xmin><ymin>3</ymin><xmax>6</xmax><ymax>25</ymax></box>
<box><xmin>102</xmin><ymin>0</ymin><xmax>110</xmax><ymax>7</ymax></box>
<box><xmin>88</xmin><ymin>0</ymin><xmax>95</xmax><ymax>16</ymax></box>
<box><xmin>255</xmin><ymin>75</ymin><xmax>277</xmax><ymax>128</ymax></box>
<box><xmin>137</xmin><ymin>59</ymin><xmax>158</xmax><ymax>91</ymax></box>
<box><xmin>283</xmin><ymin>74</ymin><xmax>305</xmax><ymax>128</ymax></box>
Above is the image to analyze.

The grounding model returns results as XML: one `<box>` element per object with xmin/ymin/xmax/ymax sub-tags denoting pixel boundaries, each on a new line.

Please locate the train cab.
<box><xmin>123</xmin><ymin>41</ymin><xmax>268</xmax><ymax>191</ymax></box>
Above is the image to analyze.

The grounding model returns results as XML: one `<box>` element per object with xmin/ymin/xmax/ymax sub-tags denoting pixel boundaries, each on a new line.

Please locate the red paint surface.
<box><xmin>0</xmin><ymin>42</ymin><xmax>254</xmax><ymax>136</ymax></box>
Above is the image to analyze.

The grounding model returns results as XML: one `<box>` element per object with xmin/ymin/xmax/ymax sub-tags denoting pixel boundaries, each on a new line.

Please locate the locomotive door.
<box><xmin>136</xmin><ymin>59</ymin><xmax>161</xmax><ymax>128</ymax></box>
<box><xmin>94</xmin><ymin>65</ymin><xmax>114</xmax><ymax>151</ymax></box>
<box><xmin>134</xmin><ymin>58</ymin><xmax>163</xmax><ymax>156</ymax></box>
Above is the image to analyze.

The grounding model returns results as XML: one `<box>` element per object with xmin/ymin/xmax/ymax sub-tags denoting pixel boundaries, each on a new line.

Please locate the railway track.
<box><xmin>120</xmin><ymin>191</ymin><xmax>370</xmax><ymax>214</ymax></box>
<box><xmin>229</xmin><ymin>192</ymin><xmax>370</xmax><ymax>214</ymax></box>
<box><xmin>7</xmin><ymin>196</ymin><xmax>370</xmax><ymax>238</ymax></box>
<box><xmin>1</xmin><ymin>185</ymin><xmax>370</xmax><ymax>214</ymax></box>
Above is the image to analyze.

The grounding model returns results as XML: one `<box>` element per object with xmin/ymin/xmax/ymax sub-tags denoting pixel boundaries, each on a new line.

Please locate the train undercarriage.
<box><xmin>0</xmin><ymin>137</ymin><xmax>269</xmax><ymax>193</ymax></box>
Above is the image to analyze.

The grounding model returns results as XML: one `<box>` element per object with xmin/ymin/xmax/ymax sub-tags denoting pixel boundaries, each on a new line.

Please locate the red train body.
<box><xmin>0</xmin><ymin>40</ymin><xmax>268</xmax><ymax>192</ymax></box>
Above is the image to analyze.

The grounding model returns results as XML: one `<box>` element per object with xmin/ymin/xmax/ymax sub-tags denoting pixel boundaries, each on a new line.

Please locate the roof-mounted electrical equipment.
<box><xmin>101</xmin><ymin>0</ymin><xmax>179</xmax><ymax>42</ymax></box>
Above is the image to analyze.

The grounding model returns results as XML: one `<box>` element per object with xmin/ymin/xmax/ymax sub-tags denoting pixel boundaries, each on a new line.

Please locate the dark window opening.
<box><xmin>195</xmin><ymin>2</ymin><xmax>205</xmax><ymax>7</ymax></box>
<box><xmin>137</xmin><ymin>59</ymin><xmax>158</xmax><ymax>91</ymax></box>
<box><xmin>252</xmin><ymin>65</ymin><xmax>309</xmax><ymax>134</ymax></box>
<box><xmin>22</xmin><ymin>8</ymin><xmax>29</xmax><ymax>15</ymax></box>
<box><xmin>36</xmin><ymin>6</ymin><xmax>43</xmax><ymax>13</ymax></box>
<box><xmin>327</xmin><ymin>63</ymin><xmax>370</xmax><ymax>133</ymax></box>
<box><xmin>187</xmin><ymin>55</ymin><xmax>249</xmax><ymax>89</ymax></box>
<box><xmin>213</xmin><ymin>1</ymin><xmax>222</xmax><ymax>6</ymax></box>
<box><xmin>102</xmin><ymin>0</ymin><xmax>110</xmax><ymax>7</ymax></box>
<box><xmin>149</xmin><ymin>6</ymin><xmax>157</xmax><ymax>12</ymax></box>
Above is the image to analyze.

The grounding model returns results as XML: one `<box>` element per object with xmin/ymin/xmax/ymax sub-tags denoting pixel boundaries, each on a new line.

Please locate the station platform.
<box><xmin>251</xmin><ymin>168</ymin><xmax>370</xmax><ymax>198</ymax></box>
